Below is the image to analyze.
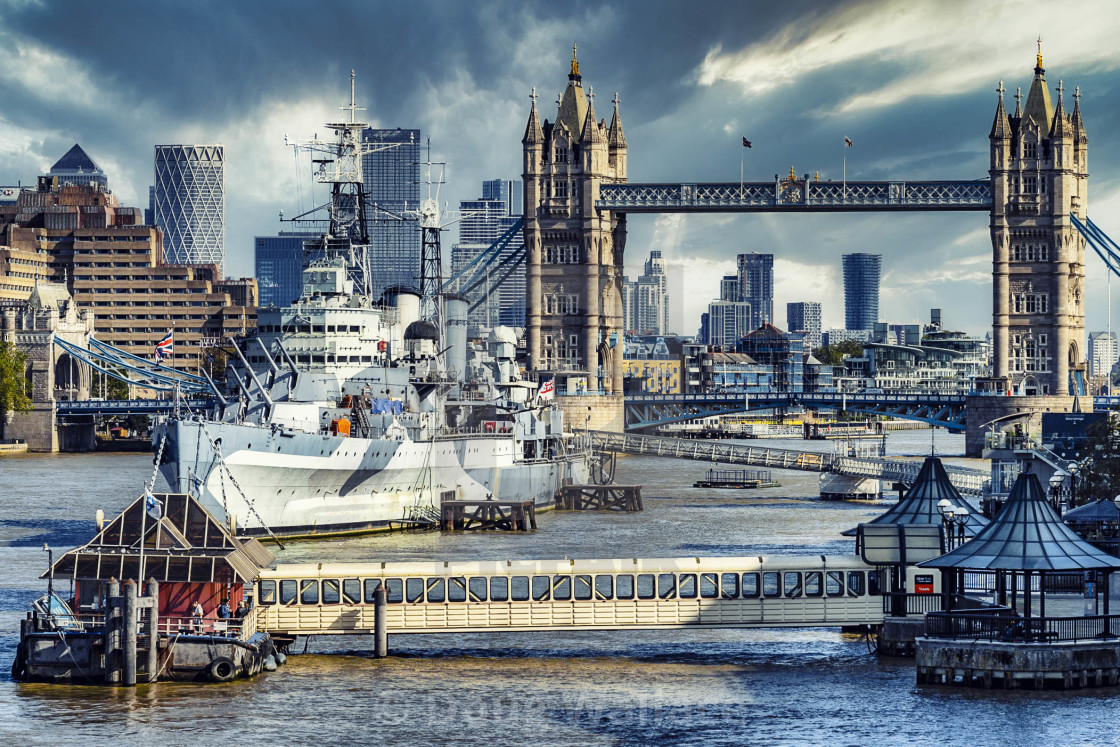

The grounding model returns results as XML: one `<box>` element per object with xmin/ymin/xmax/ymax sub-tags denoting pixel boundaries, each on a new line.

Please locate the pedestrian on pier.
<box><xmin>234</xmin><ymin>600</ymin><xmax>247</xmax><ymax>619</ymax></box>
<box><xmin>191</xmin><ymin>599</ymin><xmax>204</xmax><ymax>633</ymax></box>
<box><xmin>217</xmin><ymin>599</ymin><xmax>230</xmax><ymax>619</ymax></box>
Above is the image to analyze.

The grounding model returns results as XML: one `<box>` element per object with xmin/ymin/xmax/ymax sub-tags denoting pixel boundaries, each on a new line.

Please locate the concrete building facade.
<box><xmin>786</xmin><ymin>301</ymin><xmax>822</xmax><ymax>351</ymax></box>
<box><xmin>624</xmin><ymin>250</ymin><xmax>668</xmax><ymax>335</ymax></box>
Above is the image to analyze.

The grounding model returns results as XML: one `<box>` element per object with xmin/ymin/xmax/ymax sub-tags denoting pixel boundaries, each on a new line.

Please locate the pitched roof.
<box><xmin>1062</xmin><ymin>498</ymin><xmax>1120</xmax><ymax>524</ymax></box>
<box><xmin>47</xmin><ymin>492</ymin><xmax>275</xmax><ymax>584</ymax></box>
<box><xmin>989</xmin><ymin>92</ymin><xmax>1010</xmax><ymax>140</ymax></box>
<box><xmin>1021</xmin><ymin>66</ymin><xmax>1054</xmax><ymax>134</ymax></box>
<box><xmin>50</xmin><ymin>143</ymin><xmax>103</xmax><ymax>174</ymax></box>
<box><xmin>608</xmin><ymin>96</ymin><xmax>627</xmax><ymax>148</ymax></box>
<box><xmin>842</xmin><ymin>457</ymin><xmax>988</xmax><ymax>536</ymax></box>
<box><xmin>920</xmin><ymin>473</ymin><xmax>1120</xmax><ymax>571</ymax></box>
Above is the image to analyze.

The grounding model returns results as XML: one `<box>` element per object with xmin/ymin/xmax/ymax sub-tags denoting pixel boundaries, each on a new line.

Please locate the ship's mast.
<box><xmin>285</xmin><ymin>71</ymin><xmax>409</xmax><ymax>301</ymax></box>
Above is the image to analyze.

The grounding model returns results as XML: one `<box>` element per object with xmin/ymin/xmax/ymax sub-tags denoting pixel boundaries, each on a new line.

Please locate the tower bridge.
<box><xmin>522</xmin><ymin>45</ymin><xmax>1090</xmax><ymax>456</ymax></box>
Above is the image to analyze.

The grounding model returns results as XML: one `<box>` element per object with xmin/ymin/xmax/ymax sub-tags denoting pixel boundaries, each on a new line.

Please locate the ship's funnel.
<box><xmin>445</xmin><ymin>293</ymin><xmax>469</xmax><ymax>396</ymax></box>
<box><xmin>382</xmin><ymin>285</ymin><xmax>420</xmax><ymax>356</ymax></box>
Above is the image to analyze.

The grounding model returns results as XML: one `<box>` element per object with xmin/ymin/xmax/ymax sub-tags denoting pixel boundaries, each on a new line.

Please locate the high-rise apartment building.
<box><xmin>719</xmin><ymin>274</ymin><xmax>739</xmax><ymax>302</ymax></box>
<box><xmin>1088</xmin><ymin>331</ymin><xmax>1118</xmax><ymax>384</ymax></box>
<box><xmin>787</xmin><ymin>301</ymin><xmax>822</xmax><ymax>351</ymax></box>
<box><xmin>153</xmin><ymin>145</ymin><xmax>225</xmax><ymax>274</ymax></box>
<box><xmin>43</xmin><ymin>144</ymin><xmax>109</xmax><ymax>191</ymax></box>
<box><xmin>255</xmin><ymin>232</ymin><xmax>321</xmax><ymax>307</ymax></box>
<box><xmin>450</xmin><ymin>178</ymin><xmax>524</xmax><ymax>333</ymax></box>
<box><xmin>623</xmin><ymin>250</ymin><xmax>668</xmax><ymax>335</ymax></box>
<box><xmin>361</xmin><ymin>128</ymin><xmax>420</xmax><ymax>297</ymax></box>
<box><xmin>706</xmin><ymin>300</ymin><xmax>752</xmax><ymax>348</ymax></box>
<box><xmin>736</xmin><ymin>253</ymin><xmax>773</xmax><ymax>330</ymax></box>
<box><xmin>842</xmin><ymin>253</ymin><xmax>881</xmax><ymax>331</ymax></box>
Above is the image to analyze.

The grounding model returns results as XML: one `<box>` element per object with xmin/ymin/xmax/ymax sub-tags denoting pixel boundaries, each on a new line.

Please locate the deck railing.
<box><xmin>926</xmin><ymin>611</ymin><xmax>1120</xmax><ymax>643</ymax></box>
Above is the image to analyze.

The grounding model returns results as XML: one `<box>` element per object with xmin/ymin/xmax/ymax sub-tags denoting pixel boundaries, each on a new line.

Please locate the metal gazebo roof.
<box><xmin>1062</xmin><ymin>498</ymin><xmax>1120</xmax><ymax>525</ymax></box>
<box><xmin>842</xmin><ymin>456</ymin><xmax>989</xmax><ymax>536</ymax></box>
<box><xmin>921</xmin><ymin>473</ymin><xmax>1120</xmax><ymax>572</ymax></box>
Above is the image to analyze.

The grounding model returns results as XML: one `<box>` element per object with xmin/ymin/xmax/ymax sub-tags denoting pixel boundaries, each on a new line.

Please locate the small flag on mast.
<box><xmin>742</xmin><ymin>135</ymin><xmax>752</xmax><ymax>148</ymax></box>
<box><xmin>154</xmin><ymin>330</ymin><xmax>173</xmax><ymax>365</ymax></box>
<box><xmin>537</xmin><ymin>377</ymin><xmax>555</xmax><ymax>403</ymax></box>
<box><xmin>143</xmin><ymin>490</ymin><xmax>162</xmax><ymax>521</ymax></box>
<box><xmin>844</xmin><ymin>136</ymin><xmax>854</xmax><ymax>148</ymax></box>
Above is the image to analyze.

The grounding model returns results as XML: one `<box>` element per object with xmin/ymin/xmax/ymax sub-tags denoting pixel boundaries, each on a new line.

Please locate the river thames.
<box><xmin>3</xmin><ymin>431</ymin><xmax>1118</xmax><ymax>746</ymax></box>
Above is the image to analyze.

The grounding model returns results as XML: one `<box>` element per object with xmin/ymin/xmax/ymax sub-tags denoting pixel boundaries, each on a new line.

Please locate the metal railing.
<box><xmin>882</xmin><ymin>592</ymin><xmax>947</xmax><ymax>616</ymax></box>
<box><xmin>926</xmin><ymin>611</ymin><xmax>1120</xmax><ymax>643</ymax></box>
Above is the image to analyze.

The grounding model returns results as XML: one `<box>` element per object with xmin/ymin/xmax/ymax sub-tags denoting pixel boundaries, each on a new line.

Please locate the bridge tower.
<box><xmin>523</xmin><ymin>46</ymin><xmax>628</xmax><ymax>430</ymax></box>
<box><xmin>970</xmin><ymin>45</ymin><xmax>1090</xmax><ymax>455</ymax></box>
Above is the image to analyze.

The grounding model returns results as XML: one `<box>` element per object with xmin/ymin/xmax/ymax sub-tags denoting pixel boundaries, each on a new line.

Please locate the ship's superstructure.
<box><xmin>153</xmin><ymin>77</ymin><xmax>590</xmax><ymax>537</ymax></box>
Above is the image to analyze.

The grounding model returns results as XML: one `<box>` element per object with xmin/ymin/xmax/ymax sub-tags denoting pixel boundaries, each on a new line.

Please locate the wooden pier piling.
<box><xmin>440</xmin><ymin>499</ymin><xmax>536</xmax><ymax>531</ymax></box>
<box><xmin>146</xmin><ymin>579</ymin><xmax>159</xmax><ymax>683</ymax></box>
<box><xmin>122</xmin><ymin>579</ymin><xmax>138</xmax><ymax>687</ymax></box>
<box><xmin>105</xmin><ymin>578</ymin><xmax>121</xmax><ymax>685</ymax></box>
<box><xmin>556</xmin><ymin>484</ymin><xmax>643</xmax><ymax>512</ymax></box>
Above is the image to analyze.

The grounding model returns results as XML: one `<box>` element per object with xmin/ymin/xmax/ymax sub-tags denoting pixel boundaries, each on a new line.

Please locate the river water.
<box><xmin>2</xmin><ymin>431</ymin><xmax>1118</xmax><ymax>746</ymax></box>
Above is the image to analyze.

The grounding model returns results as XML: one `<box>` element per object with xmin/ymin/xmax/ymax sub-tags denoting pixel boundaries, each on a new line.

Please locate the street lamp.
<box><xmin>1049</xmin><ymin>473</ymin><xmax>1066</xmax><ymax>514</ymax></box>
<box><xmin>937</xmin><ymin>500</ymin><xmax>970</xmax><ymax>550</ymax></box>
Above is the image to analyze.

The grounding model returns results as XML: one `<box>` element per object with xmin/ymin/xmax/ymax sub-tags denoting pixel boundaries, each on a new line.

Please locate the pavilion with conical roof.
<box><xmin>843</xmin><ymin>456</ymin><xmax>989</xmax><ymax>539</ymax></box>
<box><xmin>921</xmin><ymin>472</ymin><xmax>1120</xmax><ymax>618</ymax></box>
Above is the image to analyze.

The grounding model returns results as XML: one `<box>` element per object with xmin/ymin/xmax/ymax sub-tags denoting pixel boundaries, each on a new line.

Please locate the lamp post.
<box><xmin>1049</xmin><ymin>472</ymin><xmax>1065</xmax><ymax>515</ymax></box>
<box><xmin>937</xmin><ymin>499</ymin><xmax>970</xmax><ymax>550</ymax></box>
<box><xmin>1068</xmin><ymin>462</ymin><xmax>1081</xmax><ymax>507</ymax></box>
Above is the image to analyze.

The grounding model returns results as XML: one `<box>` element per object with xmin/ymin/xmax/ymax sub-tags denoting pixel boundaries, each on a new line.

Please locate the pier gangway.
<box><xmin>589</xmin><ymin>430</ymin><xmax>989</xmax><ymax>496</ymax></box>
<box><xmin>254</xmin><ymin>555</ymin><xmax>894</xmax><ymax>641</ymax></box>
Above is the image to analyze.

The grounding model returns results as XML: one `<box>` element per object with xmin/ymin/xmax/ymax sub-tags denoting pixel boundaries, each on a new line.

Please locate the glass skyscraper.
<box><xmin>361</xmin><ymin>128</ymin><xmax>420</xmax><ymax>297</ymax></box>
<box><xmin>842</xmin><ymin>253</ymin><xmax>882</xmax><ymax>331</ymax></box>
<box><xmin>450</xmin><ymin>178</ymin><xmax>524</xmax><ymax>333</ymax></box>
<box><xmin>153</xmin><ymin>144</ymin><xmax>225</xmax><ymax>273</ymax></box>
<box><xmin>254</xmin><ymin>232</ymin><xmax>321</xmax><ymax>307</ymax></box>
<box><xmin>736</xmin><ymin>252</ymin><xmax>773</xmax><ymax>330</ymax></box>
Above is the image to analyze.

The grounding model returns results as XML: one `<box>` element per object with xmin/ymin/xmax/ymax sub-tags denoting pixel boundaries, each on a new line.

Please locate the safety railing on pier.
<box><xmin>926</xmin><ymin>611</ymin><xmax>1120</xmax><ymax>643</ymax></box>
<box><xmin>590</xmin><ymin>431</ymin><xmax>989</xmax><ymax>493</ymax></box>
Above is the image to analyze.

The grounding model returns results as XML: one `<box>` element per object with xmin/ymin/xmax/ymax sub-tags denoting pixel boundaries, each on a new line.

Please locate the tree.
<box><xmin>812</xmin><ymin>340</ymin><xmax>864</xmax><ymax>367</ymax></box>
<box><xmin>1078</xmin><ymin>415</ymin><xmax>1120</xmax><ymax>504</ymax></box>
<box><xmin>0</xmin><ymin>340</ymin><xmax>32</xmax><ymax>438</ymax></box>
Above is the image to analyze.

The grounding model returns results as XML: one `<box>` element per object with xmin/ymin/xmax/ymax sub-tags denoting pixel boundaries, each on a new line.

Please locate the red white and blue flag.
<box><xmin>154</xmin><ymin>331</ymin><xmax>173</xmax><ymax>365</ymax></box>
<box><xmin>538</xmin><ymin>377</ymin><xmax>555</xmax><ymax>403</ymax></box>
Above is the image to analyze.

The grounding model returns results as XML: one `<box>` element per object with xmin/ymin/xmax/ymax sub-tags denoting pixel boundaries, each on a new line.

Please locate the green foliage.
<box><xmin>812</xmin><ymin>340</ymin><xmax>864</xmax><ymax>367</ymax></box>
<box><xmin>0</xmin><ymin>340</ymin><xmax>32</xmax><ymax>428</ymax></box>
<box><xmin>1079</xmin><ymin>416</ymin><xmax>1120</xmax><ymax>503</ymax></box>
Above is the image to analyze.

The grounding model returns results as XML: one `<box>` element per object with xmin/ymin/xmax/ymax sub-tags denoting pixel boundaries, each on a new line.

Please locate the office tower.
<box><xmin>43</xmin><ymin>144</ymin><xmax>109</xmax><ymax>191</ymax></box>
<box><xmin>254</xmin><ymin>232</ymin><xmax>321</xmax><ymax>307</ymax></box>
<box><xmin>706</xmin><ymin>300</ymin><xmax>752</xmax><ymax>347</ymax></box>
<box><xmin>842</xmin><ymin>252</ymin><xmax>881</xmax><ymax>331</ymax></box>
<box><xmin>362</xmin><ymin>128</ymin><xmax>420</xmax><ymax>297</ymax></box>
<box><xmin>736</xmin><ymin>253</ymin><xmax>773</xmax><ymax>330</ymax></box>
<box><xmin>153</xmin><ymin>145</ymin><xmax>225</xmax><ymax>273</ymax></box>
<box><xmin>719</xmin><ymin>274</ymin><xmax>739</xmax><ymax>302</ymax></box>
<box><xmin>787</xmin><ymin>301</ymin><xmax>822</xmax><ymax>351</ymax></box>
<box><xmin>450</xmin><ymin>178</ymin><xmax>525</xmax><ymax>333</ymax></box>
<box><xmin>1088</xmin><ymin>331</ymin><xmax>1118</xmax><ymax>383</ymax></box>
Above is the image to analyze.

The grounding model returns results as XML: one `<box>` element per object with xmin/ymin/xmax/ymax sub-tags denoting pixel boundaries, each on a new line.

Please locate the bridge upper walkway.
<box><xmin>590</xmin><ymin>430</ymin><xmax>989</xmax><ymax>496</ymax></box>
<box><xmin>254</xmin><ymin>555</ymin><xmax>888</xmax><ymax>637</ymax></box>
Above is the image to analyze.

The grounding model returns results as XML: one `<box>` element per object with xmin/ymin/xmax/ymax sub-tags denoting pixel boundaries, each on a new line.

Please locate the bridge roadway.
<box><xmin>589</xmin><ymin>430</ymin><xmax>989</xmax><ymax>496</ymax></box>
<box><xmin>254</xmin><ymin>555</ymin><xmax>889</xmax><ymax>640</ymax></box>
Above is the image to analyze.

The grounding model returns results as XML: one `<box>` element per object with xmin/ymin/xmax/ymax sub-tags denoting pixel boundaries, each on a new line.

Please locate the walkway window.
<box><xmin>869</xmin><ymin>570</ymin><xmax>882</xmax><ymax>595</ymax></box>
<box><xmin>300</xmin><ymin>580</ymin><xmax>319</xmax><ymax>605</ymax></box>
<box><xmin>532</xmin><ymin>576</ymin><xmax>551</xmax><ymax>601</ymax></box>
<box><xmin>511</xmin><ymin>576</ymin><xmax>530</xmax><ymax>602</ymax></box>
<box><xmin>259</xmin><ymin>580</ymin><xmax>277</xmax><ymax>605</ymax></box>
<box><xmin>490</xmin><ymin>577</ymin><xmax>509</xmax><ymax>602</ymax></box>
<box><xmin>280</xmin><ymin>580</ymin><xmax>297</xmax><ymax>605</ymax></box>
<box><xmin>385</xmin><ymin>578</ymin><xmax>403</xmax><ymax>604</ymax></box>
<box><xmin>657</xmin><ymin>574</ymin><xmax>677</xmax><ymax>600</ymax></box>
<box><xmin>783</xmin><ymin>573</ymin><xmax>803</xmax><ymax>598</ymax></box>
<box><xmin>847</xmin><ymin>572</ymin><xmax>865</xmax><ymax>596</ymax></box>
<box><xmin>616</xmin><ymin>575</ymin><xmax>635</xmax><ymax>599</ymax></box>
<box><xmin>679</xmin><ymin>574</ymin><xmax>698</xmax><ymax>599</ymax></box>
<box><xmin>742</xmin><ymin>573</ymin><xmax>759</xmax><ymax>598</ymax></box>
<box><xmin>468</xmin><ymin>577</ymin><xmax>488</xmax><ymax>602</ymax></box>
<box><xmin>700</xmin><ymin>573</ymin><xmax>719</xmax><ymax>599</ymax></box>
<box><xmin>722</xmin><ymin>573</ymin><xmax>740</xmax><ymax>598</ymax></box>
<box><xmin>763</xmin><ymin>572</ymin><xmax>781</xmax><ymax>598</ymax></box>
<box><xmin>826</xmin><ymin>572</ymin><xmax>844</xmax><ymax>597</ymax></box>
<box><xmin>805</xmin><ymin>572</ymin><xmax>822</xmax><ymax>597</ymax></box>
<box><xmin>448</xmin><ymin>577</ymin><xmax>467</xmax><ymax>603</ymax></box>
<box><xmin>342</xmin><ymin>579</ymin><xmax>361</xmax><ymax>604</ymax></box>
<box><xmin>552</xmin><ymin>575</ymin><xmax>572</xmax><ymax>601</ymax></box>
<box><xmin>426</xmin><ymin>578</ymin><xmax>445</xmax><ymax>604</ymax></box>
<box><xmin>574</xmin><ymin>575</ymin><xmax>593</xmax><ymax>601</ymax></box>
<box><xmin>406</xmin><ymin>578</ymin><xmax>424</xmax><ymax>604</ymax></box>
<box><xmin>637</xmin><ymin>574</ymin><xmax>656</xmax><ymax>599</ymax></box>
<box><xmin>322</xmin><ymin>579</ymin><xmax>340</xmax><ymax>605</ymax></box>
<box><xmin>595</xmin><ymin>575</ymin><xmax>613</xmax><ymax>600</ymax></box>
<box><xmin>364</xmin><ymin>579</ymin><xmax>382</xmax><ymax>602</ymax></box>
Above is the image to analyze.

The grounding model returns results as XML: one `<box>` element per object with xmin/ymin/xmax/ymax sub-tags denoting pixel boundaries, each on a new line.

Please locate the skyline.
<box><xmin>4</xmin><ymin>1</ymin><xmax>1120</xmax><ymax>335</ymax></box>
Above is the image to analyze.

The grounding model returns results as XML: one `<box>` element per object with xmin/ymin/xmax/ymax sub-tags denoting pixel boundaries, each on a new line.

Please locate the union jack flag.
<box><xmin>155</xmin><ymin>331</ymin><xmax>173</xmax><ymax>365</ymax></box>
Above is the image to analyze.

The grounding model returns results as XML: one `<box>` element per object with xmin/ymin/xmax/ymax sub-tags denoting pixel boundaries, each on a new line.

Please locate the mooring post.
<box><xmin>122</xmin><ymin>579</ymin><xmax>138</xmax><ymax>687</ymax></box>
<box><xmin>146</xmin><ymin>578</ymin><xmax>159</xmax><ymax>683</ymax></box>
<box><xmin>374</xmin><ymin>585</ymin><xmax>388</xmax><ymax>658</ymax></box>
<box><xmin>106</xmin><ymin>578</ymin><xmax>121</xmax><ymax>684</ymax></box>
